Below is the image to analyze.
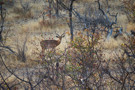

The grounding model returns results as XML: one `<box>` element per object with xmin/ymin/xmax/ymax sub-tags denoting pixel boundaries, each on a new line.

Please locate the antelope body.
<box><xmin>40</xmin><ymin>33</ymin><xmax>65</xmax><ymax>53</ymax></box>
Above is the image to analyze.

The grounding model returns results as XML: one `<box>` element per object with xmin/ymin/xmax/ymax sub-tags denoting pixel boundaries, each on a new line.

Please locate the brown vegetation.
<box><xmin>0</xmin><ymin>0</ymin><xmax>135</xmax><ymax>89</ymax></box>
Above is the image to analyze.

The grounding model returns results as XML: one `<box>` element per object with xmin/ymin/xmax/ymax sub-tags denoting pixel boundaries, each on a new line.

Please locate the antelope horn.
<box><xmin>62</xmin><ymin>31</ymin><xmax>65</xmax><ymax>36</ymax></box>
<box><xmin>55</xmin><ymin>31</ymin><xmax>59</xmax><ymax>36</ymax></box>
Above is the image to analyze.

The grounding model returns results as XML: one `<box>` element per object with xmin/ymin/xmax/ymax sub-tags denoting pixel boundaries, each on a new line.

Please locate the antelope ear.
<box><xmin>62</xmin><ymin>34</ymin><xmax>65</xmax><ymax>37</ymax></box>
<box><xmin>56</xmin><ymin>35</ymin><xmax>59</xmax><ymax>38</ymax></box>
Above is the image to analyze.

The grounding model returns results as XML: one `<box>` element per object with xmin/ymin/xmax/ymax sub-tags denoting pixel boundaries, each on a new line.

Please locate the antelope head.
<box><xmin>55</xmin><ymin>32</ymin><xmax>65</xmax><ymax>42</ymax></box>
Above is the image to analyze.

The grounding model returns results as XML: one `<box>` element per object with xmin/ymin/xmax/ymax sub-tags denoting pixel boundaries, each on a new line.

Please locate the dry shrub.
<box><xmin>13</xmin><ymin>6</ymin><xmax>33</xmax><ymax>19</ymax></box>
<box><xmin>9</xmin><ymin>33</ymin><xmax>41</xmax><ymax>61</ymax></box>
<box><xmin>67</xmin><ymin>31</ymin><xmax>100</xmax><ymax>65</ymax></box>
<box><xmin>1</xmin><ymin>47</ymin><xmax>40</xmax><ymax>69</ymax></box>
<box><xmin>124</xmin><ymin>35</ymin><xmax>135</xmax><ymax>53</ymax></box>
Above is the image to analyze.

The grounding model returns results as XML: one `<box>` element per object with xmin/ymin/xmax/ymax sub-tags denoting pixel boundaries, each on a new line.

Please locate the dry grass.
<box><xmin>117</xmin><ymin>14</ymin><xmax>128</xmax><ymax>29</ymax></box>
<box><xmin>6</xmin><ymin>30</ymin><xmax>70</xmax><ymax>61</ymax></box>
<box><xmin>13</xmin><ymin>6</ymin><xmax>33</xmax><ymax>19</ymax></box>
<box><xmin>2</xmin><ymin>0</ymin><xmax>132</xmax><ymax>68</ymax></box>
<box><xmin>127</xmin><ymin>23</ymin><xmax>135</xmax><ymax>32</ymax></box>
<box><xmin>99</xmin><ymin>34</ymin><xmax>129</xmax><ymax>60</ymax></box>
<box><xmin>102</xmin><ymin>49</ymin><xmax>123</xmax><ymax>61</ymax></box>
<box><xmin>21</xmin><ymin>20</ymin><xmax>40</xmax><ymax>32</ymax></box>
<box><xmin>39</xmin><ymin>19</ymin><xmax>56</xmax><ymax>29</ymax></box>
<box><xmin>100</xmin><ymin>37</ymin><xmax>123</xmax><ymax>50</ymax></box>
<box><xmin>0</xmin><ymin>50</ymin><xmax>40</xmax><ymax>70</ymax></box>
<box><xmin>26</xmin><ymin>35</ymin><xmax>42</xmax><ymax>60</ymax></box>
<box><xmin>99</xmin><ymin>37</ymin><xmax>123</xmax><ymax>60</ymax></box>
<box><xmin>1</xmin><ymin>1</ymin><xmax>134</xmax><ymax>89</ymax></box>
<box><xmin>5</xmin><ymin>10</ymin><xmax>18</xmax><ymax>22</ymax></box>
<box><xmin>5</xmin><ymin>0</ymin><xmax>45</xmax><ymax>21</ymax></box>
<box><xmin>75</xmin><ymin>0</ymin><xmax>95</xmax><ymax>3</ymax></box>
<box><xmin>6</xmin><ymin>1</ymin><xmax>35</xmax><ymax>20</ymax></box>
<box><xmin>0</xmin><ymin>75</ymin><xmax>20</xmax><ymax>90</ymax></box>
<box><xmin>4</xmin><ymin>14</ymin><xmax>70</xmax><ymax>61</ymax></box>
<box><xmin>31</xmin><ymin>1</ymin><xmax>45</xmax><ymax>12</ymax></box>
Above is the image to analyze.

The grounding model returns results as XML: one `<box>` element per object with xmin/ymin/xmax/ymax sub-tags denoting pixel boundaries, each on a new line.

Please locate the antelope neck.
<box><xmin>57</xmin><ymin>38</ymin><xmax>62</xmax><ymax>43</ymax></box>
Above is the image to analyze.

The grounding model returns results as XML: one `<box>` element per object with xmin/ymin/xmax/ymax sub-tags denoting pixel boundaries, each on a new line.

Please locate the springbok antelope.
<box><xmin>40</xmin><ymin>33</ymin><xmax>65</xmax><ymax>54</ymax></box>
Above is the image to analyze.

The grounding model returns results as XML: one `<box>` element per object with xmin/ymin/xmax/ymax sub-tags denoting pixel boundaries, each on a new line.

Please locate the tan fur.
<box><xmin>40</xmin><ymin>34</ymin><xmax>64</xmax><ymax>54</ymax></box>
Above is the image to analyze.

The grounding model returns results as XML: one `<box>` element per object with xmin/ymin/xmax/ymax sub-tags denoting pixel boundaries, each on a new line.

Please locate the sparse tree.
<box><xmin>57</xmin><ymin>0</ymin><xmax>76</xmax><ymax>41</ymax></box>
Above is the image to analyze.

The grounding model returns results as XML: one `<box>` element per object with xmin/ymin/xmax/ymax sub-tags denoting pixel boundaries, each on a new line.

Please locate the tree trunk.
<box><xmin>69</xmin><ymin>0</ymin><xmax>75</xmax><ymax>41</ymax></box>
<box><xmin>0</xmin><ymin>2</ymin><xmax>4</xmax><ymax>42</ymax></box>
<box><xmin>48</xmin><ymin>0</ymin><xmax>52</xmax><ymax>18</ymax></box>
<box><xmin>55</xmin><ymin>0</ymin><xmax>59</xmax><ymax>17</ymax></box>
